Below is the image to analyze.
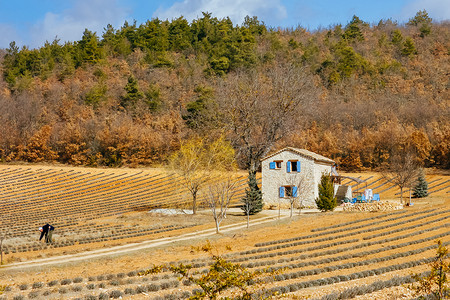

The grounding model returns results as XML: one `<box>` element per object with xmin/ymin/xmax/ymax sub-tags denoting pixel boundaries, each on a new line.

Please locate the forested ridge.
<box><xmin>0</xmin><ymin>11</ymin><xmax>448</xmax><ymax>171</ymax></box>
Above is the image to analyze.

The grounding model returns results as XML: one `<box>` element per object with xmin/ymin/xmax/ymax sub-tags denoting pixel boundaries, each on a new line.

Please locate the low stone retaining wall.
<box><xmin>342</xmin><ymin>201</ymin><xmax>403</xmax><ymax>212</ymax></box>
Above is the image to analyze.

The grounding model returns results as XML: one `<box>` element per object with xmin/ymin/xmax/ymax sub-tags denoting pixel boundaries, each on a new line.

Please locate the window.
<box><xmin>287</xmin><ymin>161</ymin><xmax>301</xmax><ymax>173</ymax></box>
<box><xmin>269</xmin><ymin>160</ymin><xmax>283</xmax><ymax>169</ymax></box>
<box><xmin>279</xmin><ymin>186</ymin><xmax>298</xmax><ymax>198</ymax></box>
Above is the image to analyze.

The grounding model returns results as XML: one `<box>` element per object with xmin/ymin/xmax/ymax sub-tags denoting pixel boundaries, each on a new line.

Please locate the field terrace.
<box><xmin>0</xmin><ymin>165</ymin><xmax>249</xmax><ymax>257</ymax></box>
<box><xmin>0</xmin><ymin>165</ymin><xmax>449</xmax><ymax>299</ymax></box>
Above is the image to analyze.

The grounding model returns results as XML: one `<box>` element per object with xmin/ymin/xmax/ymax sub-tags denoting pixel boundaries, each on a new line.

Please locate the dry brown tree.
<box><xmin>206</xmin><ymin>176</ymin><xmax>238</xmax><ymax>233</ymax></box>
<box><xmin>216</xmin><ymin>62</ymin><xmax>318</xmax><ymax>175</ymax></box>
<box><xmin>383</xmin><ymin>151</ymin><xmax>420</xmax><ymax>205</ymax></box>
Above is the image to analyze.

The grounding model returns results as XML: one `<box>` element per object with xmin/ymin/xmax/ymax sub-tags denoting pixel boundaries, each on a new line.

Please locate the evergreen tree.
<box><xmin>413</xmin><ymin>170</ymin><xmax>429</xmax><ymax>198</ymax></box>
<box><xmin>315</xmin><ymin>173</ymin><xmax>337</xmax><ymax>211</ymax></box>
<box><xmin>401</xmin><ymin>38</ymin><xmax>417</xmax><ymax>57</ymax></box>
<box><xmin>120</xmin><ymin>75</ymin><xmax>144</xmax><ymax>108</ymax></box>
<box><xmin>241</xmin><ymin>172</ymin><xmax>263</xmax><ymax>215</ymax></box>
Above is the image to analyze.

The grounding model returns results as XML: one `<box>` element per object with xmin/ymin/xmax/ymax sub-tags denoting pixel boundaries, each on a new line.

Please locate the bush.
<box><xmin>98</xmin><ymin>293</ymin><xmax>109</xmax><ymax>300</ymax></box>
<box><xmin>109</xmin><ymin>290</ymin><xmax>123</xmax><ymax>298</ymax></box>
<box><xmin>135</xmin><ymin>285</ymin><xmax>147</xmax><ymax>293</ymax></box>
<box><xmin>86</xmin><ymin>283</ymin><xmax>95</xmax><ymax>290</ymax></box>
<box><xmin>28</xmin><ymin>291</ymin><xmax>39</xmax><ymax>299</ymax></box>
<box><xmin>148</xmin><ymin>283</ymin><xmax>161</xmax><ymax>291</ymax></box>
<box><xmin>19</xmin><ymin>284</ymin><xmax>28</xmax><ymax>290</ymax></box>
<box><xmin>72</xmin><ymin>285</ymin><xmax>83</xmax><ymax>292</ymax></box>
<box><xmin>315</xmin><ymin>173</ymin><xmax>337</xmax><ymax>211</ymax></box>
<box><xmin>32</xmin><ymin>282</ymin><xmax>44</xmax><ymax>289</ymax></box>
<box><xmin>60</xmin><ymin>278</ymin><xmax>72</xmax><ymax>285</ymax></box>
<box><xmin>48</xmin><ymin>280</ymin><xmax>59</xmax><ymax>287</ymax></box>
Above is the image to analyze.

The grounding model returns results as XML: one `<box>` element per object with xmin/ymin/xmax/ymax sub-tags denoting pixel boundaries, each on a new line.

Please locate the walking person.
<box><xmin>39</xmin><ymin>224</ymin><xmax>55</xmax><ymax>244</ymax></box>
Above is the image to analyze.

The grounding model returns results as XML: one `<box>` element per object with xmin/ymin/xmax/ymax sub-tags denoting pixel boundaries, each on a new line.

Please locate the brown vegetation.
<box><xmin>0</xmin><ymin>14</ymin><xmax>448</xmax><ymax>171</ymax></box>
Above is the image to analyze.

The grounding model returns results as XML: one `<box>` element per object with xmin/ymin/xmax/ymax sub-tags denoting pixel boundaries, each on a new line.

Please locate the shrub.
<box><xmin>32</xmin><ymin>282</ymin><xmax>44</xmax><ymax>289</ymax></box>
<box><xmin>72</xmin><ymin>285</ymin><xmax>83</xmax><ymax>292</ymax></box>
<box><xmin>19</xmin><ymin>284</ymin><xmax>28</xmax><ymax>290</ymax></box>
<box><xmin>148</xmin><ymin>283</ymin><xmax>161</xmax><ymax>291</ymax></box>
<box><xmin>124</xmin><ymin>287</ymin><xmax>135</xmax><ymax>295</ymax></box>
<box><xmin>60</xmin><ymin>278</ymin><xmax>72</xmax><ymax>285</ymax></box>
<box><xmin>109</xmin><ymin>290</ymin><xmax>123</xmax><ymax>298</ymax></box>
<box><xmin>86</xmin><ymin>283</ymin><xmax>95</xmax><ymax>290</ymax></box>
<box><xmin>59</xmin><ymin>287</ymin><xmax>68</xmax><ymax>294</ymax></box>
<box><xmin>109</xmin><ymin>280</ymin><xmax>120</xmax><ymax>286</ymax></box>
<box><xmin>73</xmin><ymin>277</ymin><xmax>83</xmax><ymax>283</ymax></box>
<box><xmin>127</xmin><ymin>271</ymin><xmax>137</xmax><ymax>277</ymax></box>
<box><xmin>98</xmin><ymin>293</ymin><xmax>109</xmax><ymax>300</ymax></box>
<box><xmin>135</xmin><ymin>285</ymin><xmax>147</xmax><ymax>293</ymax></box>
<box><xmin>28</xmin><ymin>291</ymin><xmax>40</xmax><ymax>299</ymax></box>
<box><xmin>48</xmin><ymin>280</ymin><xmax>59</xmax><ymax>287</ymax></box>
<box><xmin>315</xmin><ymin>173</ymin><xmax>337</xmax><ymax>211</ymax></box>
<box><xmin>106</xmin><ymin>274</ymin><xmax>115</xmax><ymax>280</ymax></box>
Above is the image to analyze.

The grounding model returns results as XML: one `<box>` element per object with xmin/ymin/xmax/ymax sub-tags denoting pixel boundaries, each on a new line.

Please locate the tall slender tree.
<box><xmin>241</xmin><ymin>172</ymin><xmax>263</xmax><ymax>227</ymax></box>
<box><xmin>315</xmin><ymin>173</ymin><xmax>337</xmax><ymax>211</ymax></box>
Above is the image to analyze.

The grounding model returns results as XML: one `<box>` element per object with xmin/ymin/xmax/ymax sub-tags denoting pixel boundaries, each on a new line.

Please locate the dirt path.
<box><xmin>1</xmin><ymin>213</ymin><xmax>291</xmax><ymax>271</ymax></box>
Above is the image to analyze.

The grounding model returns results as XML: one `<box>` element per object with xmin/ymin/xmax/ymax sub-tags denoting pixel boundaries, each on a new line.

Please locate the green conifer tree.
<box><xmin>241</xmin><ymin>172</ymin><xmax>263</xmax><ymax>215</ymax></box>
<box><xmin>413</xmin><ymin>170</ymin><xmax>429</xmax><ymax>198</ymax></box>
<box><xmin>315</xmin><ymin>173</ymin><xmax>337</xmax><ymax>211</ymax></box>
<box><xmin>120</xmin><ymin>75</ymin><xmax>144</xmax><ymax>108</ymax></box>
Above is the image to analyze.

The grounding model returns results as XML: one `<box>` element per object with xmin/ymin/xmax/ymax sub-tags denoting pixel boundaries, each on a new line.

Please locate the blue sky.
<box><xmin>0</xmin><ymin>0</ymin><xmax>448</xmax><ymax>49</ymax></box>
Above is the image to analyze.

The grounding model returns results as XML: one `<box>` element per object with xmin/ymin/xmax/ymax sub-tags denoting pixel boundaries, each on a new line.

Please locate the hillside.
<box><xmin>0</xmin><ymin>164</ymin><xmax>449</xmax><ymax>299</ymax></box>
<box><xmin>0</xmin><ymin>12</ymin><xmax>448</xmax><ymax>171</ymax></box>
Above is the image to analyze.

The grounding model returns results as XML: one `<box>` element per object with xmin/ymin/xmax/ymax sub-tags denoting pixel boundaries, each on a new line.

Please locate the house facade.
<box><xmin>261</xmin><ymin>147</ymin><xmax>336</xmax><ymax>208</ymax></box>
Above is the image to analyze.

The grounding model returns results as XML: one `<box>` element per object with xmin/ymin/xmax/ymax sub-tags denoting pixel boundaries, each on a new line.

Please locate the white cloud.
<box><xmin>29</xmin><ymin>0</ymin><xmax>130</xmax><ymax>47</ymax></box>
<box><xmin>153</xmin><ymin>0</ymin><xmax>287</xmax><ymax>26</ymax></box>
<box><xmin>400</xmin><ymin>0</ymin><xmax>450</xmax><ymax>22</ymax></box>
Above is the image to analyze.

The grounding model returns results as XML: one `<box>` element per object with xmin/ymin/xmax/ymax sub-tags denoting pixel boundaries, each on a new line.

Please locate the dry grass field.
<box><xmin>0</xmin><ymin>164</ymin><xmax>449</xmax><ymax>299</ymax></box>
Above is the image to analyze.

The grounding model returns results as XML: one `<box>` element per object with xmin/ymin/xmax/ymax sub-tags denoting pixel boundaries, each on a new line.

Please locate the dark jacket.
<box><xmin>39</xmin><ymin>224</ymin><xmax>55</xmax><ymax>241</ymax></box>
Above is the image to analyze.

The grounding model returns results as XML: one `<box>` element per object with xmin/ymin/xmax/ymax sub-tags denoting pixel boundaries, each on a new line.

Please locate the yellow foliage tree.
<box><xmin>168</xmin><ymin>135</ymin><xmax>236</xmax><ymax>214</ymax></box>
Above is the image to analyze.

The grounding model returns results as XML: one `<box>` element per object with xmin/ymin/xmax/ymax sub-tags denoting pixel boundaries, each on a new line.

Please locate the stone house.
<box><xmin>261</xmin><ymin>147</ymin><xmax>341</xmax><ymax>208</ymax></box>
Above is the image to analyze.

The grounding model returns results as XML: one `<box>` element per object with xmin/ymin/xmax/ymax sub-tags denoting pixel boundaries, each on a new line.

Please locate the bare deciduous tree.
<box><xmin>284</xmin><ymin>173</ymin><xmax>311</xmax><ymax>217</ymax></box>
<box><xmin>206</xmin><ymin>177</ymin><xmax>238</xmax><ymax>233</ymax></box>
<box><xmin>216</xmin><ymin>63</ymin><xmax>317</xmax><ymax>174</ymax></box>
<box><xmin>383</xmin><ymin>151</ymin><xmax>419</xmax><ymax>205</ymax></box>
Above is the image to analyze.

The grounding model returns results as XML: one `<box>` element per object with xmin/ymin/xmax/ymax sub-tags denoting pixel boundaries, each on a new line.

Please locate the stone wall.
<box><xmin>261</xmin><ymin>150</ymin><xmax>332</xmax><ymax>208</ymax></box>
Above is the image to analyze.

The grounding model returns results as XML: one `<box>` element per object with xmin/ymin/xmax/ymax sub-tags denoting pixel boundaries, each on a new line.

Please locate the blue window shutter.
<box><xmin>293</xmin><ymin>186</ymin><xmax>298</xmax><ymax>197</ymax></box>
<box><xmin>286</xmin><ymin>161</ymin><xmax>291</xmax><ymax>173</ymax></box>
<box><xmin>269</xmin><ymin>162</ymin><xmax>276</xmax><ymax>169</ymax></box>
<box><xmin>297</xmin><ymin>161</ymin><xmax>301</xmax><ymax>172</ymax></box>
<box><xmin>279</xmin><ymin>187</ymin><xmax>285</xmax><ymax>198</ymax></box>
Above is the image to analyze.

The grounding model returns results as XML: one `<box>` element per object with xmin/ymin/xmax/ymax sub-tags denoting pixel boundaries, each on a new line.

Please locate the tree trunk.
<box><xmin>0</xmin><ymin>239</ymin><xmax>3</xmax><ymax>265</ymax></box>
<box><xmin>192</xmin><ymin>190</ymin><xmax>197</xmax><ymax>214</ymax></box>
<box><xmin>290</xmin><ymin>202</ymin><xmax>293</xmax><ymax>218</ymax></box>
<box><xmin>215</xmin><ymin>219</ymin><xmax>220</xmax><ymax>234</ymax></box>
<box><xmin>247</xmin><ymin>211</ymin><xmax>250</xmax><ymax>228</ymax></box>
<box><xmin>399</xmin><ymin>187</ymin><xmax>403</xmax><ymax>205</ymax></box>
